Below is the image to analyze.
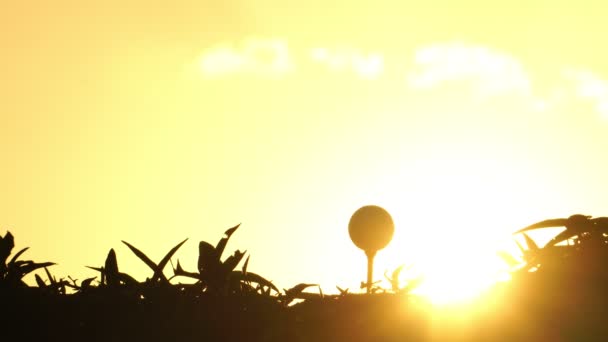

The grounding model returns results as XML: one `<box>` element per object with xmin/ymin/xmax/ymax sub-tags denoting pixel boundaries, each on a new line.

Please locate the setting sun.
<box><xmin>412</xmin><ymin>247</ymin><xmax>509</xmax><ymax>305</ymax></box>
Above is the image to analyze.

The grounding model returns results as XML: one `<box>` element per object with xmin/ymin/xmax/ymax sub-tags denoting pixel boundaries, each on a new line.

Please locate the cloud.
<box><xmin>562</xmin><ymin>68</ymin><xmax>608</xmax><ymax>119</ymax></box>
<box><xmin>198</xmin><ymin>38</ymin><xmax>293</xmax><ymax>78</ymax></box>
<box><xmin>196</xmin><ymin>40</ymin><xmax>384</xmax><ymax>80</ymax></box>
<box><xmin>310</xmin><ymin>47</ymin><xmax>383</xmax><ymax>79</ymax></box>
<box><xmin>194</xmin><ymin>38</ymin><xmax>608</xmax><ymax>121</ymax></box>
<box><xmin>407</xmin><ymin>42</ymin><xmax>531</xmax><ymax>99</ymax></box>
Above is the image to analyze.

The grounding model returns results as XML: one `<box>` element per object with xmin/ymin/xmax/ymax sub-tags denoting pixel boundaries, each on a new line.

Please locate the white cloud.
<box><xmin>194</xmin><ymin>38</ymin><xmax>608</xmax><ymax>122</ymax></box>
<box><xmin>310</xmin><ymin>47</ymin><xmax>383</xmax><ymax>79</ymax></box>
<box><xmin>407</xmin><ymin>42</ymin><xmax>531</xmax><ymax>99</ymax></box>
<box><xmin>562</xmin><ymin>68</ymin><xmax>608</xmax><ymax>119</ymax></box>
<box><xmin>198</xmin><ymin>38</ymin><xmax>293</xmax><ymax>78</ymax></box>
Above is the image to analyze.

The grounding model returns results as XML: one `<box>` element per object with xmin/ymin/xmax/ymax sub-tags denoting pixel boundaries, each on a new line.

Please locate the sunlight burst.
<box><xmin>369</xmin><ymin>154</ymin><xmax>528</xmax><ymax>305</ymax></box>
<box><xmin>412</xmin><ymin>250</ymin><xmax>509</xmax><ymax>306</ymax></box>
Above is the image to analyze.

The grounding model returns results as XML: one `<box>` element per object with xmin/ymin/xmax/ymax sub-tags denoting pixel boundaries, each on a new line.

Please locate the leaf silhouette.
<box><xmin>283</xmin><ymin>283</ymin><xmax>318</xmax><ymax>305</ymax></box>
<box><xmin>515</xmin><ymin>240</ymin><xmax>526</xmax><ymax>255</ymax></box>
<box><xmin>523</xmin><ymin>233</ymin><xmax>539</xmax><ymax>251</ymax></box>
<box><xmin>44</xmin><ymin>267</ymin><xmax>56</xmax><ymax>285</ymax></box>
<box><xmin>222</xmin><ymin>250</ymin><xmax>246</xmax><ymax>274</ymax></box>
<box><xmin>514</xmin><ymin>218</ymin><xmax>568</xmax><ymax>234</ymax></box>
<box><xmin>87</xmin><ymin>265</ymin><xmax>137</xmax><ymax>287</ymax></box>
<box><xmin>285</xmin><ymin>283</ymin><xmax>318</xmax><ymax>296</ymax></box>
<box><xmin>9</xmin><ymin>261</ymin><xmax>55</xmax><ymax>281</ymax></box>
<box><xmin>153</xmin><ymin>238</ymin><xmax>188</xmax><ymax>283</ymax></box>
<box><xmin>35</xmin><ymin>274</ymin><xmax>46</xmax><ymax>288</ymax></box>
<box><xmin>216</xmin><ymin>224</ymin><xmax>240</xmax><ymax>259</ymax></box>
<box><xmin>172</xmin><ymin>260</ymin><xmax>201</xmax><ymax>281</ymax></box>
<box><xmin>546</xmin><ymin>230</ymin><xmax>579</xmax><ymax>247</ymax></box>
<box><xmin>242</xmin><ymin>255</ymin><xmax>250</xmax><ymax>275</ymax></box>
<box><xmin>104</xmin><ymin>249</ymin><xmax>120</xmax><ymax>287</ymax></box>
<box><xmin>198</xmin><ymin>241</ymin><xmax>219</xmax><ymax>273</ymax></box>
<box><xmin>539</xmin><ymin>215</ymin><xmax>598</xmax><ymax>246</ymax></box>
<box><xmin>230</xmin><ymin>271</ymin><xmax>279</xmax><ymax>294</ymax></box>
<box><xmin>566</xmin><ymin>214</ymin><xmax>593</xmax><ymax>229</ymax></box>
<box><xmin>86</xmin><ymin>266</ymin><xmax>106</xmax><ymax>285</ymax></box>
<box><xmin>9</xmin><ymin>247</ymin><xmax>29</xmax><ymax>264</ymax></box>
<box><xmin>336</xmin><ymin>286</ymin><xmax>349</xmax><ymax>295</ymax></box>
<box><xmin>385</xmin><ymin>264</ymin><xmax>408</xmax><ymax>291</ymax></box>
<box><xmin>121</xmin><ymin>241</ymin><xmax>157</xmax><ymax>274</ymax></box>
<box><xmin>122</xmin><ymin>238</ymin><xmax>188</xmax><ymax>284</ymax></box>
<box><xmin>81</xmin><ymin>277</ymin><xmax>96</xmax><ymax>289</ymax></box>
<box><xmin>0</xmin><ymin>231</ymin><xmax>15</xmax><ymax>265</ymax></box>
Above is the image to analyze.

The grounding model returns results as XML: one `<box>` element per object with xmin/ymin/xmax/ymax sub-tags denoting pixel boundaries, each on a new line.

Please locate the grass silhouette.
<box><xmin>2</xmin><ymin>216</ymin><xmax>608</xmax><ymax>341</ymax></box>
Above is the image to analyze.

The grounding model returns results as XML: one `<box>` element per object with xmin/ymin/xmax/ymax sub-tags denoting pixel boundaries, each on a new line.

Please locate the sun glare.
<box><xmin>412</xmin><ymin>248</ymin><xmax>509</xmax><ymax>306</ymax></box>
<box><xmin>371</xmin><ymin>154</ymin><xmax>528</xmax><ymax>305</ymax></box>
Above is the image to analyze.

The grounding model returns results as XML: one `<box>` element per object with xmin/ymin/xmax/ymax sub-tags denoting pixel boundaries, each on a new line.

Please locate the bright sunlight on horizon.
<box><xmin>2</xmin><ymin>1</ymin><xmax>608</xmax><ymax>306</ymax></box>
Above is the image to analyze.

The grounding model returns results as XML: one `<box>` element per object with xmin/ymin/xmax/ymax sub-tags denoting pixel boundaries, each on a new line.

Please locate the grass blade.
<box><xmin>122</xmin><ymin>241</ymin><xmax>158</xmax><ymax>274</ymax></box>
<box><xmin>515</xmin><ymin>240</ymin><xmax>526</xmax><ymax>255</ymax></box>
<box><xmin>9</xmin><ymin>247</ymin><xmax>29</xmax><ymax>264</ymax></box>
<box><xmin>336</xmin><ymin>286</ymin><xmax>349</xmax><ymax>295</ymax></box>
<box><xmin>44</xmin><ymin>267</ymin><xmax>56</xmax><ymax>285</ymax></box>
<box><xmin>523</xmin><ymin>233</ymin><xmax>539</xmax><ymax>251</ymax></box>
<box><xmin>513</xmin><ymin>218</ymin><xmax>567</xmax><ymax>234</ymax></box>
<box><xmin>242</xmin><ymin>255</ymin><xmax>250</xmax><ymax>275</ymax></box>
<box><xmin>35</xmin><ymin>274</ymin><xmax>46</xmax><ymax>288</ymax></box>
<box><xmin>153</xmin><ymin>238</ymin><xmax>188</xmax><ymax>283</ymax></box>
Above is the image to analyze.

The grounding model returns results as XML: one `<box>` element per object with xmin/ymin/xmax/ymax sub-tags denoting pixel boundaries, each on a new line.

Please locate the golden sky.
<box><xmin>2</xmin><ymin>1</ymin><xmax>608</xmax><ymax>295</ymax></box>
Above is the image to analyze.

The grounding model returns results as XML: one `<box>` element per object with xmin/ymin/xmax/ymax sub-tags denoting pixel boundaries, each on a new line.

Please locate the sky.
<box><xmin>2</xmin><ymin>1</ymin><xmax>608</xmax><ymax>295</ymax></box>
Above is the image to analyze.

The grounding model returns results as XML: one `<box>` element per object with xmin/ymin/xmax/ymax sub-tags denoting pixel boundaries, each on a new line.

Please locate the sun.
<box><xmin>369</xmin><ymin>153</ymin><xmax>532</xmax><ymax>305</ymax></box>
<box><xmin>381</xmin><ymin>208</ymin><xmax>514</xmax><ymax>306</ymax></box>
<box><xmin>411</xmin><ymin>246</ymin><xmax>510</xmax><ymax>306</ymax></box>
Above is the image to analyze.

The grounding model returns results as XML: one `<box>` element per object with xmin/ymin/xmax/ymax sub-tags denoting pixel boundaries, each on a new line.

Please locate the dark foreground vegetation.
<box><xmin>3</xmin><ymin>215</ymin><xmax>608</xmax><ymax>341</ymax></box>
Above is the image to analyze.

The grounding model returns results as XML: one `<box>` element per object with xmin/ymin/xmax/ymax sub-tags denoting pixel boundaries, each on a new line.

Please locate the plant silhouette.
<box><xmin>515</xmin><ymin>214</ymin><xmax>608</xmax><ymax>247</ymax></box>
<box><xmin>3</xmin><ymin>214</ymin><xmax>608</xmax><ymax>341</ymax></box>
<box><xmin>0</xmin><ymin>231</ymin><xmax>54</xmax><ymax>288</ymax></box>
<box><xmin>172</xmin><ymin>224</ymin><xmax>279</xmax><ymax>295</ymax></box>
<box><xmin>121</xmin><ymin>238</ymin><xmax>188</xmax><ymax>285</ymax></box>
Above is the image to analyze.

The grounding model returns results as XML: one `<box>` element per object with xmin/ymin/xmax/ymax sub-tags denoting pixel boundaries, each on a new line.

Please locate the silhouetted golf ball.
<box><xmin>348</xmin><ymin>205</ymin><xmax>394</xmax><ymax>252</ymax></box>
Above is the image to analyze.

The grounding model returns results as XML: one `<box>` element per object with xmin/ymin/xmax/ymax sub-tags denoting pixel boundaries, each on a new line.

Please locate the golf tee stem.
<box><xmin>366</xmin><ymin>250</ymin><xmax>376</xmax><ymax>294</ymax></box>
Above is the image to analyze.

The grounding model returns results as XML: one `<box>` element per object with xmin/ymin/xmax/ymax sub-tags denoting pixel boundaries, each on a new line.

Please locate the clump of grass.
<box><xmin>0</xmin><ymin>231</ymin><xmax>54</xmax><ymax>289</ymax></box>
<box><xmin>172</xmin><ymin>224</ymin><xmax>279</xmax><ymax>296</ymax></box>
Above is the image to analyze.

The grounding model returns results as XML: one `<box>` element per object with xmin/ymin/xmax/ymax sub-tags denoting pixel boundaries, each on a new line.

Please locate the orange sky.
<box><xmin>2</xmin><ymin>1</ymin><xmax>608</xmax><ymax>295</ymax></box>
